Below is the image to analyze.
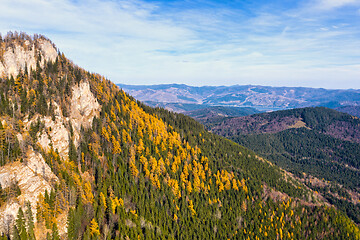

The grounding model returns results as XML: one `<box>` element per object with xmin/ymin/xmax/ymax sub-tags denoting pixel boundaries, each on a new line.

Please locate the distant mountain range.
<box><xmin>118</xmin><ymin>83</ymin><xmax>360</xmax><ymax>112</ymax></box>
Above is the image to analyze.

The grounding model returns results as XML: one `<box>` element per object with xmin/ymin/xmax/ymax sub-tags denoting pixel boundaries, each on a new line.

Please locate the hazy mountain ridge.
<box><xmin>118</xmin><ymin>83</ymin><xmax>360</xmax><ymax>112</ymax></box>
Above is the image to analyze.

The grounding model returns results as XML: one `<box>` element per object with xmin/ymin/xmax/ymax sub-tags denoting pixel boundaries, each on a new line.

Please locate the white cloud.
<box><xmin>0</xmin><ymin>0</ymin><xmax>359</xmax><ymax>88</ymax></box>
<box><xmin>0</xmin><ymin>0</ymin><xmax>198</xmax><ymax>76</ymax></box>
<box><xmin>316</xmin><ymin>0</ymin><xmax>360</xmax><ymax>10</ymax></box>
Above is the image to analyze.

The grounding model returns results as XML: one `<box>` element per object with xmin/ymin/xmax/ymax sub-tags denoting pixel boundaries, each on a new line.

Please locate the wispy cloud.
<box><xmin>0</xmin><ymin>0</ymin><xmax>359</xmax><ymax>88</ymax></box>
<box><xmin>315</xmin><ymin>0</ymin><xmax>360</xmax><ymax>10</ymax></box>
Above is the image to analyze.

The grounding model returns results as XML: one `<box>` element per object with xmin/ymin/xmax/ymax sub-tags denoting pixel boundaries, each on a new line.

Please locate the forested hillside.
<box><xmin>0</xmin><ymin>32</ymin><xmax>359</xmax><ymax>239</ymax></box>
<box><xmin>210</xmin><ymin>107</ymin><xmax>360</xmax><ymax>224</ymax></box>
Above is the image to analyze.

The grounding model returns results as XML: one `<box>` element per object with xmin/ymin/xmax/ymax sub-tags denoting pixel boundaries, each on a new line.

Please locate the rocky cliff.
<box><xmin>0</xmin><ymin>33</ymin><xmax>57</xmax><ymax>78</ymax></box>
<box><xmin>0</xmin><ymin>33</ymin><xmax>100</xmax><ymax>237</ymax></box>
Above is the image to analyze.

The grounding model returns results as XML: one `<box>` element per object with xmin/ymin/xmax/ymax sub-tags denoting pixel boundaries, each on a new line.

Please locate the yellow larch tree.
<box><xmin>129</xmin><ymin>145</ymin><xmax>139</xmax><ymax>177</ymax></box>
<box><xmin>188</xmin><ymin>200</ymin><xmax>196</xmax><ymax>216</ymax></box>
<box><xmin>90</xmin><ymin>218</ymin><xmax>100</xmax><ymax>237</ymax></box>
<box><xmin>82</xmin><ymin>182</ymin><xmax>94</xmax><ymax>204</ymax></box>
<box><xmin>111</xmin><ymin>136</ymin><xmax>121</xmax><ymax>155</ymax></box>
<box><xmin>101</xmin><ymin>126</ymin><xmax>110</xmax><ymax>142</ymax></box>
<box><xmin>136</xmin><ymin>138</ymin><xmax>145</xmax><ymax>154</ymax></box>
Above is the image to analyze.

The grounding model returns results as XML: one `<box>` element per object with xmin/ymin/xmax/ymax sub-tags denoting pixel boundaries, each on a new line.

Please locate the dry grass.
<box><xmin>287</xmin><ymin>120</ymin><xmax>309</xmax><ymax>129</ymax></box>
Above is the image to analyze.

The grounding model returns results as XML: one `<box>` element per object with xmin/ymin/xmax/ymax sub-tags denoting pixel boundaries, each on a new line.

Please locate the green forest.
<box><xmin>231</xmin><ymin>128</ymin><xmax>360</xmax><ymax>223</ymax></box>
<box><xmin>0</xmin><ymin>33</ymin><xmax>359</xmax><ymax>239</ymax></box>
<box><xmin>208</xmin><ymin>107</ymin><xmax>360</xmax><ymax>224</ymax></box>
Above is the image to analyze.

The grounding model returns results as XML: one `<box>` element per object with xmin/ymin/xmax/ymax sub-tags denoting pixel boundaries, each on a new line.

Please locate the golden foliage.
<box><xmin>82</xmin><ymin>182</ymin><xmax>94</xmax><ymax>204</ymax></box>
<box><xmin>90</xmin><ymin>218</ymin><xmax>100</xmax><ymax>236</ymax></box>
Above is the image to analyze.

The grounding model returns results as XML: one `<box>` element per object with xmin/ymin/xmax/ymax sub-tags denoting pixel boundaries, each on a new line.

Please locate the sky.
<box><xmin>1</xmin><ymin>0</ymin><xmax>360</xmax><ymax>89</ymax></box>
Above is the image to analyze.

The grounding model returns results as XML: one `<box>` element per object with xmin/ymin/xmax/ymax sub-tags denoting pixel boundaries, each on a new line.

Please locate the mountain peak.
<box><xmin>0</xmin><ymin>31</ymin><xmax>58</xmax><ymax>78</ymax></box>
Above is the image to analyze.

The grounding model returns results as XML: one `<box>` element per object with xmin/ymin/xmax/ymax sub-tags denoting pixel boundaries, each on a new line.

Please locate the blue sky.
<box><xmin>1</xmin><ymin>0</ymin><xmax>360</xmax><ymax>89</ymax></box>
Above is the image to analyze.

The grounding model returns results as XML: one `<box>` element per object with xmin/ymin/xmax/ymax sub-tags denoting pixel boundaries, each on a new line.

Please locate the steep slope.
<box><xmin>0</xmin><ymin>31</ymin><xmax>57</xmax><ymax>78</ymax></box>
<box><xmin>0</xmin><ymin>32</ymin><xmax>101</xmax><ymax>238</ymax></box>
<box><xmin>118</xmin><ymin>83</ymin><xmax>360</xmax><ymax>111</ymax></box>
<box><xmin>0</xmin><ymin>32</ymin><xmax>359</xmax><ymax>239</ymax></box>
<box><xmin>210</xmin><ymin>107</ymin><xmax>360</xmax><ymax>223</ymax></box>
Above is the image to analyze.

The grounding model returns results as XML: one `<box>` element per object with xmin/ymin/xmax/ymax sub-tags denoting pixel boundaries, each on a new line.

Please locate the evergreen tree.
<box><xmin>12</xmin><ymin>225</ymin><xmax>20</xmax><ymax>240</ymax></box>
<box><xmin>67</xmin><ymin>208</ymin><xmax>76</xmax><ymax>240</ymax></box>
<box><xmin>25</xmin><ymin>201</ymin><xmax>35</xmax><ymax>240</ymax></box>
<box><xmin>15</xmin><ymin>208</ymin><xmax>27</xmax><ymax>240</ymax></box>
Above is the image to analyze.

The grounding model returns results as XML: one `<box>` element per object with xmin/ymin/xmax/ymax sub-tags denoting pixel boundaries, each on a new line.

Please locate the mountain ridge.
<box><xmin>211</xmin><ymin>107</ymin><xmax>360</xmax><ymax>143</ymax></box>
<box><xmin>184</xmin><ymin>106</ymin><xmax>261</xmax><ymax>127</ymax></box>
<box><xmin>118</xmin><ymin>83</ymin><xmax>360</xmax><ymax>112</ymax></box>
<box><xmin>336</xmin><ymin>105</ymin><xmax>360</xmax><ymax>118</ymax></box>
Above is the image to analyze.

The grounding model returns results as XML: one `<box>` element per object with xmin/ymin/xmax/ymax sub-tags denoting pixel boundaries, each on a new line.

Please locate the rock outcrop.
<box><xmin>0</xmin><ymin>148</ymin><xmax>57</xmax><ymax>234</ymax></box>
<box><xmin>0</xmin><ymin>38</ymin><xmax>57</xmax><ymax>78</ymax></box>
<box><xmin>70</xmin><ymin>81</ymin><xmax>101</xmax><ymax>146</ymax></box>
<box><xmin>25</xmin><ymin>81</ymin><xmax>101</xmax><ymax>158</ymax></box>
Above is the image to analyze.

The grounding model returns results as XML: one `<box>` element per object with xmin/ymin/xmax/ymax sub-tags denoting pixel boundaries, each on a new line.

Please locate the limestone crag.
<box><xmin>0</xmin><ymin>148</ymin><xmax>57</xmax><ymax>233</ymax></box>
<box><xmin>0</xmin><ymin>39</ymin><xmax>57</xmax><ymax>77</ymax></box>
<box><xmin>0</xmin><ymin>37</ymin><xmax>100</xmax><ymax>236</ymax></box>
<box><xmin>23</xmin><ymin>81</ymin><xmax>100</xmax><ymax>159</ymax></box>
<box><xmin>70</xmin><ymin>81</ymin><xmax>101</xmax><ymax>146</ymax></box>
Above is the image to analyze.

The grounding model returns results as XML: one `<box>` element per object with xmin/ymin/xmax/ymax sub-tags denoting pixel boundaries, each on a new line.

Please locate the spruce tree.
<box><xmin>25</xmin><ymin>201</ymin><xmax>35</xmax><ymax>240</ymax></box>
<box><xmin>15</xmin><ymin>207</ymin><xmax>27</xmax><ymax>240</ymax></box>
<box><xmin>67</xmin><ymin>208</ymin><xmax>76</xmax><ymax>240</ymax></box>
<box><xmin>12</xmin><ymin>225</ymin><xmax>20</xmax><ymax>240</ymax></box>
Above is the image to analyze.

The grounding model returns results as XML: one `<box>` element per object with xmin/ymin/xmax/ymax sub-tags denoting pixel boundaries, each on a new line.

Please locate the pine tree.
<box><xmin>25</xmin><ymin>201</ymin><xmax>35</xmax><ymax>240</ymax></box>
<box><xmin>12</xmin><ymin>225</ymin><xmax>20</xmax><ymax>240</ymax></box>
<box><xmin>16</xmin><ymin>207</ymin><xmax>27</xmax><ymax>240</ymax></box>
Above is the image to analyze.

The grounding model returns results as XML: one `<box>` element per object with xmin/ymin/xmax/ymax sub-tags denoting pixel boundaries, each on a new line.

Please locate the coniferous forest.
<box><xmin>0</xmin><ymin>32</ymin><xmax>359</xmax><ymax>239</ymax></box>
<box><xmin>209</xmin><ymin>107</ymin><xmax>360</xmax><ymax>225</ymax></box>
